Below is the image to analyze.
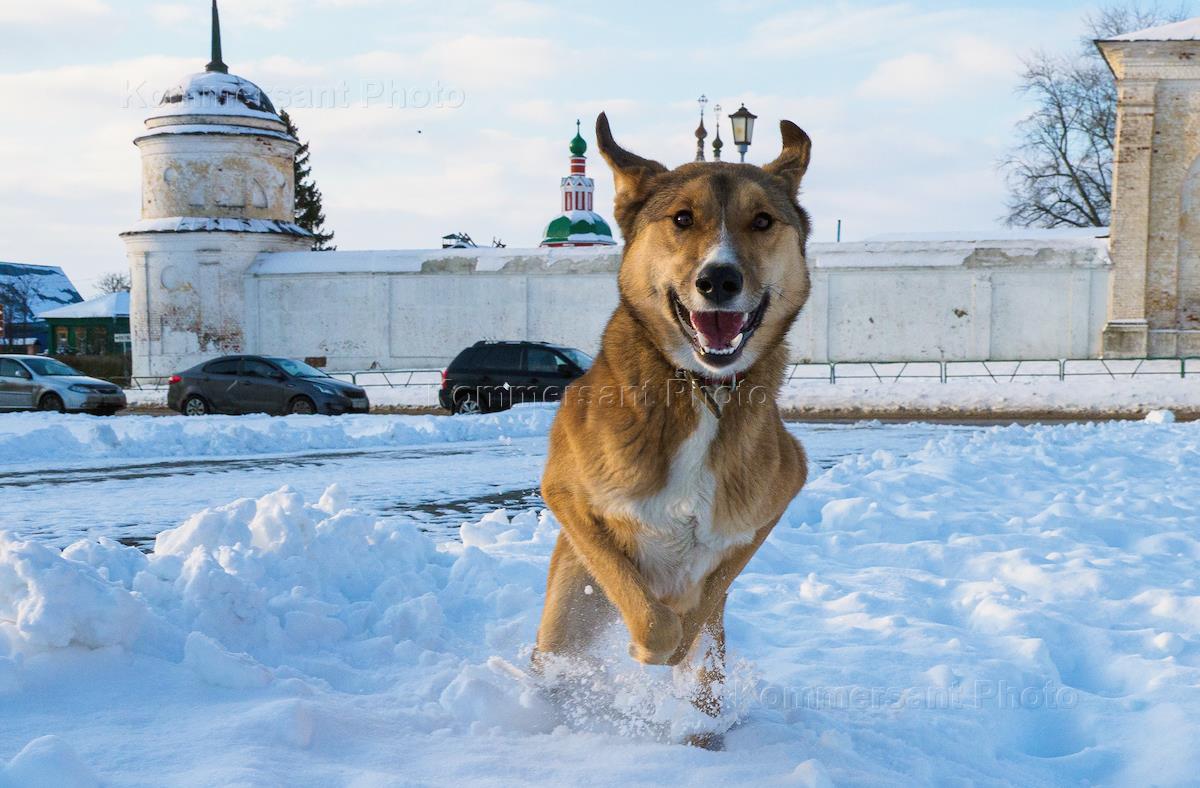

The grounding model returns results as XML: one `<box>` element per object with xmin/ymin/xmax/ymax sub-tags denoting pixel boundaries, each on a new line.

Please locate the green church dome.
<box><xmin>541</xmin><ymin>211</ymin><xmax>614</xmax><ymax>246</ymax></box>
<box><xmin>569</xmin><ymin>119</ymin><xmax>587</xmax><ymax>157</ymax></box>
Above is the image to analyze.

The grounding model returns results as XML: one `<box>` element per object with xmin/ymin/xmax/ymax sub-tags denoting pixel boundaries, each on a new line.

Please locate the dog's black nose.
<box><xmin>695</xmin><ymin>264</ymin><xmax>743</xmax><ymax>305</ymax></box>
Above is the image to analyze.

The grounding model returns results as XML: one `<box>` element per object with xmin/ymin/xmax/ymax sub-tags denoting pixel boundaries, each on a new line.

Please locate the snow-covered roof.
<box><xmin>149</xmin><ymin>71</ymin><xmax>280</xmax><ymax>123</ymax></box>
<box><xmin>38</xmin><ymin>291</ymin><xmax>129</xmax><ymax>320</ymax></box>
<box><xmin>1105</xmin><ymin>17</ymin><xmax>1200</xmax><ymax>41</ymax></box>
<box><xmin>0</xmin><ymin>262</ymin><xmax>82</xmax><ymax>320</ymax></box>
<box><xmin>135</xmin><ymin>123</ymin><xmax>295</xmax><ymax>144</ymax></box>
<box><xmin>122</xmin><ymin>217</ymin><xmax>311</xmax><ymax>237</ymax></box>
<box><xmin>541</xmin><ymin>210</ymin><xmax>616</xmax><ymax>247</ymax></box>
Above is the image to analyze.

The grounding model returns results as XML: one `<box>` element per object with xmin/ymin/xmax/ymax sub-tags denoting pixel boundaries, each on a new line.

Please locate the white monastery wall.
<box><xmin>244</xmin><ymin>234</ymin><xmax>1111</xmax><ymax>371</ymax></box>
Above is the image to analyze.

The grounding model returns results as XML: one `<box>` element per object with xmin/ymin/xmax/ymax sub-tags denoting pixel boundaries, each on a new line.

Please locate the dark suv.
<box><xmin>438</xmin><ymin>341</ymin><xmax>592</xmax><ymax>414</ymax></box>
<box><xmin>167</xmin><ymin>355</ymin><xmax>370</xmax><ymax>416</ymax></box>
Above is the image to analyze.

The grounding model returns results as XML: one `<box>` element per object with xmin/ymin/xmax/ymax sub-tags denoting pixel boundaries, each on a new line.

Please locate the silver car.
<box><xmin>0</xmin><ymin>355</ymin><xmax>127</xmax><ymax>415</ymax></box>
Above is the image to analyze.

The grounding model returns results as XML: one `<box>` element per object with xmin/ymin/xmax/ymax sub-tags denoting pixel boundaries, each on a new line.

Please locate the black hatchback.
<box><xmin>438</xmin><ymin>341</ymin><xmax>592</xmax><ymax>414</ymax></box>
<box><xmin>167</xmin><ymin>355</ymin><xmax>370</xmax><ymax>416</ymax></box>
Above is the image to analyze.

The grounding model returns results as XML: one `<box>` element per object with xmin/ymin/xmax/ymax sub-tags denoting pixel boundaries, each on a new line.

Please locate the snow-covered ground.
<box><xmin>0</xmin><ymin>410</ymin><xmax>973</xmax><ymax>548</ymax></box>
<box><xmin>128</xmin><ymin>374</ymin><xmax>1200</xmax><ymax>416</ymax></box>
<box><xmin>780</xmin><ymin>377</ymin><xmax>1200</xmax><ymax>417</ymax></box>
<box><xmin>1</xmin><ymin>412</ymin><xmax>1199</xmax><ymax>785</ymax></box>
<box><xmin>0</xmin><ymin>407</ymin><xmax>557</xmax><ymax>465</ymax></box>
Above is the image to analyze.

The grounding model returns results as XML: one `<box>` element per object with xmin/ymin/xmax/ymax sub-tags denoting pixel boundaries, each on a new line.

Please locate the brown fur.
<box><xmin>534</xmin><ymin>113</ymin><xmax>813</xmax><ymax>742</ymax></box>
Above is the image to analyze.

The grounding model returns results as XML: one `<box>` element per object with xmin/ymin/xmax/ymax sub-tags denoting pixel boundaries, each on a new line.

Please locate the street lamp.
<box><xmin>728</xmin><ymin>103</ymin><xmax>757</xmax><ymax>162</ymax></box>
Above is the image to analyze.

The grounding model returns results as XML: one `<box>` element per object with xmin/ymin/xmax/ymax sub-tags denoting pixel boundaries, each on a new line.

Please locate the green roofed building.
<box><xmin>539</xmin><ymin>121</ymin><xmax>616</xmax><ymax>248</ymax></box>
<box><xmin>38</xmin><ymin>291</ymin><xmax>131</xmax><ymax>356</ymax></box>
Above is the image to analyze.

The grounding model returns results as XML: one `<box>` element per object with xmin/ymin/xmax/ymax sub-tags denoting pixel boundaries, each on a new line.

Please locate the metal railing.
<box><xmin>328</xmin><ymin>369</ymin><xmax>442</xmax><ymax>387</ymax></box>
<box><xmin>129</xmin><ymin>376</ymin><xmax>171</xmax><ymax>390</ymax></box>
<box><xmin>128</xmin><ymin>358</ymin><xmax>1198</xmax><ymax>391</ymax></box>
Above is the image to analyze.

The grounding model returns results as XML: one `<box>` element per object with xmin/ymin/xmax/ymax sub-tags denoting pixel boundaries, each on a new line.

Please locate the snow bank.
<box><xmin>124</xmin><ymin>374</ymin><xmax>1200</xmax><ymax>416</ymax></box>
<box><xmin>1</xmin><ymin>421</ymin><xmax>1199</xmax><ymax>784</ymax></box>
<box><xmin>124</xmin><ymin>385</ymin><xmax>438</xmax><ymax>409</ymax></box>
<box><xmin>0</xmin><ymin>407</ymin><xmax>556</xmax><ymax>466</ymax></box>
<box><xmin>780</xmin><ymin>376</ymin><xmax>1200</xmax><ymax>417</ymax></box>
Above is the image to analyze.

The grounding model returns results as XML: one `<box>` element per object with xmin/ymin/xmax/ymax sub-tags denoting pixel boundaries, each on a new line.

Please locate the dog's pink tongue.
<box><xmin>690</xmin><ymin>310</ymin><xmax>746</xmax><ymax>349</ymax></box>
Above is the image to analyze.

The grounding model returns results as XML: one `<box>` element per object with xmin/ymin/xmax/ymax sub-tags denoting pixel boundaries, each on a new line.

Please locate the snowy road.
<box><xmin>2</xmin><ymin>416</ymin><xmax>977</xmax><ymax>548</ymax></box>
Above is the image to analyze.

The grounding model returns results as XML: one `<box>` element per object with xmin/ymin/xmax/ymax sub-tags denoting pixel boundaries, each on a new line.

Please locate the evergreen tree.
<box><xmin>281</xmin><ymin>110</ymin><xmax>335</xmax><ymax>250</ymax></box>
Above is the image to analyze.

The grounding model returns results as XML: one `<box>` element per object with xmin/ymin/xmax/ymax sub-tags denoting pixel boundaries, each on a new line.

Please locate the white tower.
<box><xmin>122</xmin><ymin>0</ymin><xmax>311</xmax><ymax>379</ymax></box>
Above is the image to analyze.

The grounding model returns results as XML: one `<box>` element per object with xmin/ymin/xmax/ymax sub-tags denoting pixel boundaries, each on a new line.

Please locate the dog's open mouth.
<box><xmin>670</xmin><ymin>289</ymin><xmax>769</xmax><ymax>368</ymax></box>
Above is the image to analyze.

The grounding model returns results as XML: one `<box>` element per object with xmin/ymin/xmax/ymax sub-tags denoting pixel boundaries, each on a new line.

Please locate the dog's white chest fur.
<box><xmin>620</xmin><ymin>410</ymin><xmax>752</xmax><ymax>608</ymax></box>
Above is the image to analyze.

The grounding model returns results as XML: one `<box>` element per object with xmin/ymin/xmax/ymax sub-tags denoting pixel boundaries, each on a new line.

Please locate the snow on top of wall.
<box><xmin>811</xmin><ymin>231</ymin><xmax>1110</xmax><ymax>269</ymax></box>
<box><xmin>38</xmin><ymin>291</ymin><xmax>129</xmax><ymax>320</ymax></box>
<box><xmin>249</xmin><ymin>232</ymin><xmax>1110</xmax><ymax>276</ymax></box>
<box><xmin>863</xmin><ymin>227</ymin><xmax>1109</xmax><ymax>242</ymax></box>
<box><xmin>0</xmin><ymin>262</ymin><xmax>82</xmax><ymax>318</ymax></box>
<box><xmin>250</xmin><ymin>245</ymin><xmax>623</xmax><ymax>276</ymax></box>
<box><xmin>123</xmin><ymin>217</ymin><xmax>311</xmax><ymax>237</ymax></box>
<box><xmin>1106</xmin><ymin>17</ymin><xmax>1200</xmax><ymax>41</ymax></box>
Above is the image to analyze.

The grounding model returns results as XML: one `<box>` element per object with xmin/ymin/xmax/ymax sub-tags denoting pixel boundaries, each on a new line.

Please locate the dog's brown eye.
<box><xmin>673</xmin><ymin>210</ymin><xmax>694</xmax><ymax>228</ymax></box>
<box><xmin>752</xmin><ymin>212</ymin><xmax>774</xmax><ymax>231</ymax></box>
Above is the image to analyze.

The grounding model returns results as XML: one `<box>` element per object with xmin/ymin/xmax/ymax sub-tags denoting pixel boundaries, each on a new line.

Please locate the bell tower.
<box><xmin>121</xmin><ymin>0</ymin><xmax>311</xmax><ymax>378</ymax></box>
<box><xmin>539</xmin><ymin>121</ymin><xmax>617</xmax><ymax>247</ymax></box>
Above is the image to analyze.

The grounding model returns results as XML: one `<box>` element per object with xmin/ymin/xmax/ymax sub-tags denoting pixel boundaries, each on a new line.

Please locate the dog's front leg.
<box><xmin>554</xmin><ymin>514</ymin><xmax>682</xmax><ymax>664</ymax></box>
<box><xmin>667</xmin><ymin>522</ymin><xmax>775</xmax><ymax>667</ymax></box>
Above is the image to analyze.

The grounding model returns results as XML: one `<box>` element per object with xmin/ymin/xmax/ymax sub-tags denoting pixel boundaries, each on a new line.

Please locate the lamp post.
<box><xmin>728</xmin><ymin>103</ymin><xmax>757</xmax><ymax>163</ymax></box>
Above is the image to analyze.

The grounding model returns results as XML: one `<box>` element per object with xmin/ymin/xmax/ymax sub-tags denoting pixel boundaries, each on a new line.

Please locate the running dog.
<box><xmin>535</xmin><ymin>113</ymin><xmax>812</xmax><ymax>745</ymax></box>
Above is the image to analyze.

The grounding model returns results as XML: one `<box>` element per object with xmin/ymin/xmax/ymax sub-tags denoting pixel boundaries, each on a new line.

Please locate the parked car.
<box><xmin>167</xmin><ymin>355</ymin><xmax>369</xmax><ymax>416</ymax></box>
<box><xmin>0</xmin><ymin>354</ymin><xmax>126</xmax><ymax>415</ymax></box>
<box><xmin>438</xmin><ymin>341</ymin><xmax>592</xmax><ymax>414</ymax></box>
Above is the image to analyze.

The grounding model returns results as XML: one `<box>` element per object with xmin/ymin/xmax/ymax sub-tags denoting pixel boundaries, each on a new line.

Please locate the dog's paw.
<box><xmin>684</xmin><ymin>732</ymin><xmax>725</xmax><ymax>751</ymax></box>
<box><xmin>627</xmin><ymin>641</ymin><xmax>675</xmax><ymax>665</ymax></box>
<box><xmin>628</xmin><ymin>603</ymin><xmax>682</xmax><ymax>664</ymax></box>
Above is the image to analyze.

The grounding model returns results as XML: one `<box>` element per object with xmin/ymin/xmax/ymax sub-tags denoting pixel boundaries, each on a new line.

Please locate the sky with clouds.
<box><xmin>0</xmin><ymin>0</ymin><xmax>1115</xmax><ymax>295</ymax></box>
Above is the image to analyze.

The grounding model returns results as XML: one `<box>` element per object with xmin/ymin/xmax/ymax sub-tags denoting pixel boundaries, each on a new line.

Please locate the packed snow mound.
<box><xmin>0</xmin><ymin>735</ymin><xmax>99</xmax><ymax>788</ymax></box>
<box><xmin>0</xmin><ymin>420</ymin><xmax>1198</xmax><ymax>784</ymax></box>
<box><xmin>0</xmin><ymin>407</ymin><xmax>556</xmax><ymax>466</ymax></box>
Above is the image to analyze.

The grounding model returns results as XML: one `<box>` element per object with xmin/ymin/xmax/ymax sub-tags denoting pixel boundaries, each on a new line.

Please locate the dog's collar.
<box><xmin>678</xmin><ymin>368</ymin><xmax>746</xmax><ymax>387</ymax></box>
<box><xmin>678</xmin><ymin>369</ymin><xmax>747</xmax><ymax>418</ymax></box>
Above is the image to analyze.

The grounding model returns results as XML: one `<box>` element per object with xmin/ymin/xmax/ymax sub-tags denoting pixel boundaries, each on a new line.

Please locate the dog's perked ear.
<box><xmin>595</xmin><ymin>112</ymin><xmax>667</xmax><ymax>227</ymax></box>
<box><xmin>762</xmin><ymin>120</ymin><xmax>812</xmax><ymax>196</ymax></box>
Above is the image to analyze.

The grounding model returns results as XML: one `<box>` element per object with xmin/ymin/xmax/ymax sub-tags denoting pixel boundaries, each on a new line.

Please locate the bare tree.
<box><xmin>96</xmin><ymin>271</ymin><xmax>131</xmax><ymax>294</ymax></box>
<box><xmin>1003</xmin><ymin>3</ymin><xmax>1189</xmax><ymax>228</ymax></box>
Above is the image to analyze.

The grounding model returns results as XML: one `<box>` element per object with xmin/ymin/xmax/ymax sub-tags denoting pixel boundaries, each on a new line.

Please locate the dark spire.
<box><xmin>206</xmin><ymin>0</ymin><xmax>229</xmax><ymax>74</ymax></box>
<box><xmin>712</xmin><ymin>103</ymin><xmax>724</xmax><ymax>160</ymax></box>
<box><xmin>694</xmin><ymin>94</ymin><xmax>708</xmax><ymax>162</ymax></box>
